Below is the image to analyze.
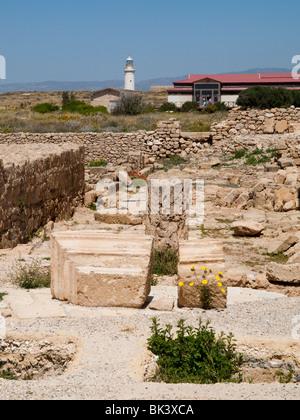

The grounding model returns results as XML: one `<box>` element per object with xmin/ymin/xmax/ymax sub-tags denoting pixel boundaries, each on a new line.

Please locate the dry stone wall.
<box><xmin>0</xmin><ymin>143</ymin><xmax>84</xmax><ymax>248</ymax></box>
<box><xmin>211</xmin><ymin>106</ymin><xmax>300</xmax><ymax>142</ymax></box>
<box><xmin>0</xmin><ymin>119</ymin><xmax>213</xmax><ymax>166</ymax></box>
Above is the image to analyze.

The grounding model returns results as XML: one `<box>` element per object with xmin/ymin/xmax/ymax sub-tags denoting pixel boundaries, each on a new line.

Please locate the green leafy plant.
<box><xmin>9</xmin><ymin>258</ymin><xmax>51</xmax><ymax>289</ymax></box>
<box><xmin>237</xmin><ymin>86</ymin><xmax>300</xmax><ymax>109</ymax></box>
<box><xmin>62</xmin><ymin>100</ymin><xmax>108</xmax><ymax>115</ymax></box>
<box><xmin>159</xmin><ymin>102</ymin><xmax>178</xmax><ymax>112</ymax></box>
<box><xmin>152</xmin><ymin>248</ymin><xmax>178</xmax><ymax>276</ymax></box>
<box><xmin>181</xmin><ymin>101</ymin><xmax>198</xmax><ymax>112</ymax></box>
<box><xmin>32</xmin><ymin>103</ymin><xmax>59</xmax><ymax>114</ymax></box>
<box><xmin>275</xmin><ymin>366</ymin><xmax>294</xmax><ymax>384</ymax></box>
<box><xmin>0</xmin><ymin>292</ymin><xmax>7</xmax><ymax>302</ymax></box>
<box><xmin>88</xmin><ymin>158</ymin><xmax>108</xmax><ymax>167</ymax></box>
<box><xmin>18</xmin><ymin>198</ymin><xmax>25</xmax><ymax>214</ymax></box>
<box><xmin>0</xmin><ymin>370</ymin><xmax>18</xmax><ymax>381</ymax></box>
<box><xmin>147</xmin><ymin>318</ymin><xmax>243</xmax><ymax>384</ymax></box>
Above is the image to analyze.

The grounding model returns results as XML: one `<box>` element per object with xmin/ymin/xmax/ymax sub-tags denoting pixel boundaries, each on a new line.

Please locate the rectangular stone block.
<box><xmin>51</xmin><ymin>231</ymin><xmax>154</xmax><ymax>308</ymax></box>
<box><xmin>178</xmin><ymin>239</ymin><xmax>227</xmax><ymax>309</ymax></box>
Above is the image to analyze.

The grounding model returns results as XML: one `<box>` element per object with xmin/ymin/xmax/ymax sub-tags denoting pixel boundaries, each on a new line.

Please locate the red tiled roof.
<box><xmin>174</xmin><ymin>73</ymin><xmax>299</xmax><ymax>85</ymax></box>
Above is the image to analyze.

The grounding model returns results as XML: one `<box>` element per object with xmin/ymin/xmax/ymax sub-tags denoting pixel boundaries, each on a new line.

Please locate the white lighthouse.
<box><xmin>124</xmin><ymin>56</ymin><xmax>136</xmax><ymax>91</ymax></box>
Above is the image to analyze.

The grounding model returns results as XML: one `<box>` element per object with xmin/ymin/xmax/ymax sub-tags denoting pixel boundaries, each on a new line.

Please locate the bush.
<box><xmin>62</xmin><ymin>100</ymin><xmax>108</xmax><ymax>115</ymax></box>
<box><xmin>181</xmin><ymin>101</ymin><xmax>198</xmax><ymax>112</ymax></box>
<box><xmin>202</xmin><ymin>102</ymin><xmax>228</xmax><ymax>114</ymax></box>
<box><xmin>10</xmin><ymin>258</ymin><xmax>51</xmax><ymax>289</ymax></box>
<box><xmin>112</xmin><ymin>93</ymin><xmax>145</xmax><ymax>115</ymax></box>
<box><xmin>88</xmin><ymin>158</ymin><xmax>108</xmax><ymax>167</ymax></box>
<box><xmin>147</xmin><ymin>318</ymin><xmax>243</xmax><ymax>384</ymax></box>
<box><xmin>159</xmin><ymin>102</ymin><xmax>178</xmax><ymax>112</ymax></box>
<box><xmin>237</xmin><ymin>86</ymin><xmax>300</xmax><ymax>109</ymax></box>
<box><xmin>32</xmin><ymin>103</ymin><xmax>59</xmax><ymax>114</ymax></box>
<box><xmin>152</xmin><ymin>248</ymin><xmax>178</xmax><ymax>276</ymax></box>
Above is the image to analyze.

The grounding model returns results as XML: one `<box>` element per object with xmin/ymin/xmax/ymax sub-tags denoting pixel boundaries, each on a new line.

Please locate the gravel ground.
<box><xmin>1</xmin><ymin>207</ymin><xmax>300</xmax><ymax>400</ymax></box>
<box><xmin>1</xmin><ymin>296</ymin><xmax>300</xmax><ymax>400</ymax></box>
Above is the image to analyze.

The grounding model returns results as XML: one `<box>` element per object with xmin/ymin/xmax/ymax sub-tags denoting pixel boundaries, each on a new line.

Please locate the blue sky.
<box><xmin>0</xmin><ymin>0</ymin><xmax>299</xmax><ymax>82</ymax></box>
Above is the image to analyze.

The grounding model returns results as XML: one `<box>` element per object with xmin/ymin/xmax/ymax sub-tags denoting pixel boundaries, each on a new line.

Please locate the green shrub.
<box><xmin>0</xmin><ymin>292</ymin><xmax>7</xmax><ymax>302</ymax></box>
<box><xmin>202</xmin><ymin>102</ymin><xmax>228</xmax><ymax>114</ymax></box>
<box><xmin>88</xmin><ymin>158</ymin><xmax>108</xmax><ymax>167</ymax></box>
<box><xmin>112</xmin><ymin>93</ymin><xmax>145</xmax><ymax>116</ymax></box>
<box><xmin>147</xmin><ymin>318</ymin><xmax>243</xmax><ymax>384</ymax></box>
<box><xmin>181</xmin><ymin>101</ymin><xmax>198</xmax><ymax>112</ymax></box>
<box><xmin>159</xmin><ymin>102</ymin><xmax>178</xmax><ymax>112</ymax></box>
<box><xmin>244</xmin><ymin>148</ymin><xmax>274</xmax><ymax>165</ymax></box>
<box><xmin>62</xmin><ymin>100</ymin><xmax>108</xmax><ymax>115</ymax></box>
<box><xmin>32</xmin><ymin>103</ymin><xmax>59</xmax><ymax>114</ymax></box>
<box><xmin>10</xmin><ymin>258</ymin><xmax>51</xmax><ymax>289</ymax></box>
<box><xmin>152</xmin><ymin>248</ymin><xmax>178</xmax><ymax>276</ymax></box>
<box><xmin>237</xmin><ymin>86</ymin><xmax>300</xmax><ymax>109</ymax></box>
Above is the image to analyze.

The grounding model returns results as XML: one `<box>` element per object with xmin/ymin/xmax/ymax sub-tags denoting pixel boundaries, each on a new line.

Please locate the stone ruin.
<box><xmin>0</xmin><ymin>143</ymin><xmax>84</xmax><ymax>248</ymax></box>
<box><xmin>3</xmin><ymin>110</ymin><xmax>300</xmax><ymax>310</ymax></box>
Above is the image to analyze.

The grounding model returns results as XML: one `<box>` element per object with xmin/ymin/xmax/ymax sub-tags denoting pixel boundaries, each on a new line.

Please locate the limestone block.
<box><xmin>263</xmin><ymin>118</ymin><xmax>275</xmax><ymax>134</ymax></box>
<box><xmin>177</xmin><ymin>239</ymin><xmax>227</xmax><ymax>309</ymax></box>
<box><xmin>274</xmin><ymin>187</ymin><xmax>297</xmax><ymax>212</ymax></box>
<box><xmin>275</xmin><ymin>120</ymin><xmax>289</xmax><ymax>133</ymax></box>
<box><xmin>232</xmin><ymin>221</ymin><xmax>264</xmax><ymax>237</ymax></box>
<box><xmin>267</xmin><ymin>263</ymin><xmax>300</xmax><ymax>285</ymax></box>
<box><xmin>51</xmin><ymin>231</ymin><xmax>154</xmax><ymax>308</ymax></box>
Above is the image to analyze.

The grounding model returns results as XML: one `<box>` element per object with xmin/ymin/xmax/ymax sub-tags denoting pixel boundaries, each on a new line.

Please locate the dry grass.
<box><xmin>0</xmin><ymin>108</ymin><xmax>227</xmax><ymax>134</ymax></box>
<box><xmin>0</xmin><ymin>90</ymin><xmax>227</xmax><ymax>133</ymax></box>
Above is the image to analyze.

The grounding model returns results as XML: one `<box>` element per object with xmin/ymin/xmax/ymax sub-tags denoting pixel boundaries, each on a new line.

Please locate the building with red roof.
<box><xmin>168</xmin><ymin>73</ymin><xmax>300</xmax><ymax>108</ymax></box>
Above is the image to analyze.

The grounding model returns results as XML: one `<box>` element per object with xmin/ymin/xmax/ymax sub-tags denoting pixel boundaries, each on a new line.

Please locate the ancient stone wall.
<box><xmin>0</xmin><ymin>143</ymin><xmax>85</xmax><ymax>248</ymax></box>
<box><xmin>0</xmin><ymin>119</ymin><xmax>213</xmax><ymax>166</ymax></box>
<box><xmin>211</xmin><ymin>106</ymin><xmax>300</xmax><ymax>142</ymax></box>
<box><xmin>0</xmin><ymin>109</ymin><xmax>299</xmax><ymax>168</ymax></box>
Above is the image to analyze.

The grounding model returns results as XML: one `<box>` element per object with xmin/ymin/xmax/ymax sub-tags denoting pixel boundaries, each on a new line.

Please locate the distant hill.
<box><xmin>224</xmin><ymin>67</ymin><xmax>291</xmax><ymax>75</ymax></box>
<box><xmin>0</xmin><ymin>68</ymin><xmax>292</xmax><ymax>94</ymax></box>
<box><xmin>0</xmin><ymin>77</ymin><xmax>186</xmax><ymax>94</ymax></box>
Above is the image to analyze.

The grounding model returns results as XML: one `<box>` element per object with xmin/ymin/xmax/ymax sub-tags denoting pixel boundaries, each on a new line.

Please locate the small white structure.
<box><xmin>124</xmin><ymin>56</ymin><xmax>136</xmax><ymax>91</ymax></box>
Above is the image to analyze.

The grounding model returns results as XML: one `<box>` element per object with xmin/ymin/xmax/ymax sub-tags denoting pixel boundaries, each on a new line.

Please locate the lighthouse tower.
<box><xmin>124</xmin><ymin>56</ymin><xmax>136</xmax><ymax>91</ymax></box>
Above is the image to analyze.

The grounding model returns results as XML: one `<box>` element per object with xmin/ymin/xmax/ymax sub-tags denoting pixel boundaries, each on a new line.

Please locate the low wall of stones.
<box><xmin>211</xmin><ymin>106</ymin><xmax>300</xmax><ymax>142</ymax></box>
<box><xmin>0</xmin><ymin>143</ymin><xmax>85</xmax><ymax>248</ymax></box>
<box><xmin>0</xmin><ymin>119</ymin><xmax>213</xmax><ymax>166</ymax></box>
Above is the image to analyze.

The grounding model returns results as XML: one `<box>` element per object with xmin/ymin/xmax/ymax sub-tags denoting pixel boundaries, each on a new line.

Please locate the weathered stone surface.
<box><xmin>0</xmin><ymin>143</ymin><xmax>85</xmax><ymax>248</ymax></box>
<box><xmin>267</xmin><ymin>233</ymin><xmax>300</xmax><ymax>255</ymax></box>
<box><xmin>274</xmin><ymin>187</ymin><xmax>298</xmax><ymax>212</ymax></box>
<box><xmin>149</xmin><ymin>298</ymin><xmax>175</xmax><ymax>312</ymax></box>
<box><xmin>51</xmin><ymin>231</ymin><xmax>154</xmax><ymax>308</ymax></box>
<box><xmin>177</xmin><ymin>239</ymin><xmax>227</xmax><ymax>309</ymax></box>
<box><xmin>263</xmin><ymin>118</ymin><xmax>275</xmax><ymax>134</ymax></box>
<box><xmin>94</xmin><ymin>212</ymin><xmax>144</xmax><ymax>225</ymax></box>
<box><xmin>145</xmin><ymin>170</ymin><xmax>189</xmax><ymax>251</ymax></box>
<box><xmin>267</xmin><ymin>263</ymin><xmax>300</xmax><ymax>284</ymax></box>
<box><xmin>232</xmin><ymin>221</ymin><xmax>264</xmax><ymax>237</ymax></box>
<box><xmin>275</xmin><ymin>120</ymin><xmax>289</xmax><ymax>133</ymax></box>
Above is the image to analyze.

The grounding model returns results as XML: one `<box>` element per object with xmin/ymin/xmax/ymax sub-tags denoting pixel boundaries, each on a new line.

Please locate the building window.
<box><xmin>194</xmin><ymin>81</ymin><xmax>221</xmax><ymax>106</ymax></box>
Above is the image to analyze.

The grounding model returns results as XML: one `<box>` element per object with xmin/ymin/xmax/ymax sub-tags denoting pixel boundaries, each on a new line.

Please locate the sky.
<box><xmin>0</xmin><ymin>0</ymin><xmax>299</xmax><ymax>83</ymax></box>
